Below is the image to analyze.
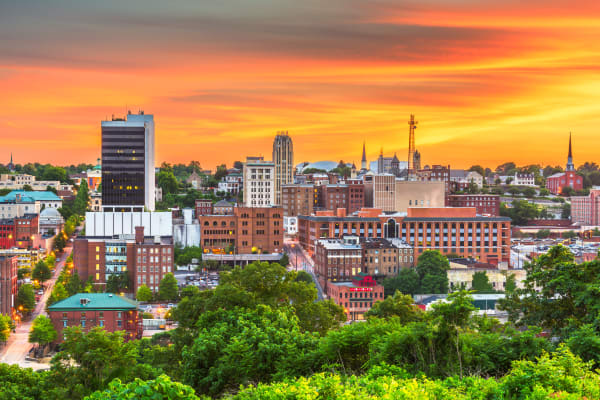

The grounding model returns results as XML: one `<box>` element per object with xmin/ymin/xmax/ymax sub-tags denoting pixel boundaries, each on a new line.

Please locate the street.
<box><xmin>283</xmin><ymin>239</ymin><xmax>326</xmax><ymax>301</ymax></box>
<box><xmin>0</xmin><ymin>242</ymin><xmax>72</xmax><ymax>370</ymax></box>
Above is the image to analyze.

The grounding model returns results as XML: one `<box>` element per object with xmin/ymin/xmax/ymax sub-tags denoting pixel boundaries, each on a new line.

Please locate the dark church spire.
<box><xmin>566</xmin><ymin>132</ymin><xmax>575</xmax><ymax>172</ymax></box>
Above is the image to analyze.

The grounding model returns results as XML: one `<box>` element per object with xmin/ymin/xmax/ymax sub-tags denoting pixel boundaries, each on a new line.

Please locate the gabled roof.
<box><xmin>48</xmin><ymin>293</ymin><xmax>138</xmax><ymax>311</ymax></box>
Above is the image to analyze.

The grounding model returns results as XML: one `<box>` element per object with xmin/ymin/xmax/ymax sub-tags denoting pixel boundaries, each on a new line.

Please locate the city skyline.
<box><xmin>2</xmin><ymin>0</ymin><xmax>600</xmax><ymax>169</ymax></box>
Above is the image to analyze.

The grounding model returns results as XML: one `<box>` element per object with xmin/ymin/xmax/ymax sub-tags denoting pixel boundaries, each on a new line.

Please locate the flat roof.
<box><xmin>299</xmin><ymin>216</ymin><xmax>381</xmax><ymax>222</ymax></box>
<box><xmin>403</xmin><ymin>217</ymin><xmax>511</xmax><ymax>222</ymax></box>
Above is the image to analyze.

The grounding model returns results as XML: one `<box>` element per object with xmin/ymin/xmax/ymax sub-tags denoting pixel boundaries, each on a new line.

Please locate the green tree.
<box><xmin>365</xmin><ymin>291</ymin><xmax>423</xmax><ymax>322</ymax></box>
<box><xmin>73</xmin><ymin>179</ymin><xmax>89</xmax><ymax>215</ymax></box>
<box><xmin>430</xmin><ymin>290</ymin><xmax>476</xmax><ymax>378</ymax></box>
<box><xmin>136</xmin><ymin>285</ymin><xmax>153</xmax><ymax>302</ymax></box>
<box><xmin>158</xmin><ymin>273</ymin><xmax>179</xmax><ymax>301</ymax></box>
<box><xmin>504</xmin><ymin>273</ymin><xmax>517</xmax><ymax>293</ymax></box>
<box><xmin>32</xmin><ymin>260</ymin><xmax>52</xmax><ymax>284</ymax></box>
<box><xmin>416</xmin><ymin>250</ymin><xmax>449</xmax><ymax>294</ymax></box>
<box><xmin>279</xmin><ymin>253</ymin><xmax>290</xmax><ymax>266</ymax></box>
<box><xmin>294</xmin><ymin>270</ymin><xmax>313</xmax><ymax>284</ymax></box>
<box><xmin>536</xmin><ymin>229</ymin><xmax>551</xmax><ymax>239</ymax></box>
<box><xmin>16</xmin><ymin>284</ymin><xmax>35</xmax><ymax>313</ymax></box>
<box><xmin>105</xmin><ymin>274</ymin><xmax>129</xmax><ymax>293</ymax></box>
<box><xmin>471</xmin><ymin>271</ymin><xmax>495</xmax><ymax>293</ymax></box>
<box><xmin>50</xmin><ymin>326</ymin><xmax>150</xmax><ymax>399</ymax></box>
<box><xmin>0</xmin><ymin>314</ymin><xmax>14</xmax><ymax>343</ymax></box>
<box><xmin>85</xmin><ymin>375</ymin><xmax>201</xmax><ymax>400</ymax></box>
<box><xmin>65</xmin><ymin>268</ymin><xmax>83</xmax><ymax>296</ymax></box>
<box><xmin>53</xmin><ymin>233</ymin><xmax>67</xmax><ymax>252</ymax></box>
<box><xmin>213</xmin><ymin>164</ymin><xmax>228</xmax><ymax>181</ymax></box>
<box><xmin>382</xmin><ymin>268</ymin><xmax>420</xmax><ymax>297</ymax></box>
<box><xmin>522</xmin><ymin>187</ymin><xmax>536</xmax><ymax>198</ymax></box>
<box><xmin>41</xmin><ymin>166</ymin><xmax>67</xmax><ymax>182</ymax></box>
<box><xmin>469</xmin><ymin>165</ymin><xmax>485</xmax><ymax>177</ymax></box>
<box><xmin>157</xmin><ymin>170</ymin><xmax>178</xmax><ymax>195</ymax></box>
<box><xmin>294</xmin><ymin>300</ymin><xmax>346</xmax><ymax>335</ymax></box>
<box><xmin>562</xmin><ymin>202</ymin><xmax>571</xmax><ymax>219</ymax></box>
<box><xmin>29</xmin><ymin>315</ymin><xmax>57</xmax><ymax>348</ymax></box>
<box><xmin>47</xmin><ymin>282</ymin><xmax>69</xmax><ymax>310</ymax></box>
<box><xmin>500</xmin><ymin>200</ymin><xmax>540</xmax><ymax>225</ymax></box>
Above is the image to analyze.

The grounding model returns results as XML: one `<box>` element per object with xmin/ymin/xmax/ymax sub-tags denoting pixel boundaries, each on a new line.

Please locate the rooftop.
<box><xmin>0</xmin><ymin>190</ymin><xmax>62</xmax><ymax>202</ymax></box>
<box><xmin>48</xmin><ymin>293</ymin><xmax>139</xmax><ymax>311</ymax></box>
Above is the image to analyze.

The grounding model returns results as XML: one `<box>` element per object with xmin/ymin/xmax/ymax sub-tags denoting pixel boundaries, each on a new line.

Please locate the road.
<box><xmin>0</xmin><ymin>243</ymin><xmax>72</xmax><ymax>369</ymax></box>
<box><xmin>283</xmin><ymin>239</ymin><xmax>326</xmax><ymax>301</ymax></box>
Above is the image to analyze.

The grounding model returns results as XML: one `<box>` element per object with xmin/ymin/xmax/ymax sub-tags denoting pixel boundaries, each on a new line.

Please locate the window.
<box><xmin>99</xmin><ymin>320</ymin><xmax>104</xmax><ymax>327</ymax></box>
<box><xmin>117</xmin><ymin>320</ymin><xmax>122</xmax><ymax>328</ymax></box>
<box><xmin>63</xmin><ymin>320</ymin><xmax>67</xmax><ymax>327</ymax></box>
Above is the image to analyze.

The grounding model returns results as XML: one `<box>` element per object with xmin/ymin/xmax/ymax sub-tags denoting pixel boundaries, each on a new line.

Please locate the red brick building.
<box><xmin>48</xmin><ymin>293</ymin><xmax>142</xmax><ymax>342</ymax></box>
<box><xmin>73</xmin><ymin>226</ymin><xmax>174</xmax><ymax>293</ymax></box>
<box><xmin>199</xmin><ymin>206</ymin><xmax>283</xmax><ymax>254</ymax></box>
<box><xmin>447</xmin><ymin>194</ymin><xmax>500</xmax><ymax>216</ymax></box>
<box><xmin>0</xmin><ymin>255</ymin><xmax>18</xmax><ymax>316</ymax></box>
<box><xmin>314</xmin><ymin>236</ymin><xmax>362</xmax><ymax>284</ymax></box>
<box><xmin>0</xmin><ymin>219</ymin><xmax>15</xmax><ymax>249</ymax></box>
<box><xmin>195</xmin><ymin>199</ymin><xmax>213</xmax><ymax>216</ymax></box>
<box><xmin>397</xmin><ymin>208</ymin><xmax>511</xmax><ymax>265</ymax></box>
<box><xmin>416</xmin><ymin>165</ymin><xmax>451</xmax><ymax>199</ymax></box>
<box><xmin>327</xmin><ymin>274</ymin><xmax>384</xmax><ymax>321</ymax></box>
<box><xmin>281</xmin><ymin>184</ymin><xmax>317</xmax><ymax>217</ymax></box>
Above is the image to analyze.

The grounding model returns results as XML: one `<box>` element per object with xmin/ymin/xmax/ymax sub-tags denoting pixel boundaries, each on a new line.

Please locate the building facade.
<box><xmin>0</xmin><ymin>255</ymin><xmax>18</xmax><ymax>317</ymax></box>
<box><xmin>372</xmin><ymin>174</ymin><xmax>396</xmax><ymax>212</ymax></box>
<box><xmin>73</xmin><ymin>227</ymin><xmax>174</xmax><ymax>293</ymax></box>
<box><xmin>314</xmin><ymin>236</ymin><xmax>362</xmax><ymax>282</ymax></box>
<box><xmin>571</xmin><ymin>189</ymin><xmax>600</xmax><ymax>226</ymax></box>
<box><xmin>273</xmin><ymin>132</ymin><xmax>294</xmax><ymax>206</ymax></box>
<box><xmin>447</xmin><ymin>194</ymin><xmax>500</xmax><ymax>216</ymax></box>
<box><xmin>101</xmin><ymin>112</ymin><xmax>155</xmax><ymax>211</ymax></box>
<box><xmin>199</xmin><ymin>206</ymin><xmax>284</xmax><ymax>254</ymax></box>
<box><xmin>327</xmin><ymin>274</ymin><xmax>384</xmax><ymax>321</ymax></box>
<box><xmin>48</xmin><ymin>293</ymin><xmax>142</xmax><ymax>342</ymax></box>
<box><xmin>281</xmin><ymin>184</ymin><xmax>316</xmax><ymax>217</ymax></box>
<box><xmin>243</xmin><ymin>158</ymin><xmax>275</xmax><ymax>207</ymax></box>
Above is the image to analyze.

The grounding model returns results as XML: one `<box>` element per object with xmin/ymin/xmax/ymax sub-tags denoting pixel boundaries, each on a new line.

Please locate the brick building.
<box><xmin>0</xmin><ymin>255</ymin><xmax>18</xmax><ymax>316</ymax></box>
<box><xmin>199</xmin><ymin>206</ymin><xmax>283</xmax><ymax>254</ymax></box>
<box><xmin>298</xmin><ymin>209</ymin><xmax>384</xmax><ymax>254</ymax></box>
<box><xmin>0</xmin><ymin>214</ymin><xmax>39</xmax><ymax>250</ymax></box>
<box><xmin>571</xmin><ymin>189</ymin><xmax>600</xmax><ymax>226</ymax></box>
<box><xmin>327</xmin><ymin>274</ymin><xmax>384</xmax><ymax>321</ymax></box>
<box><xmin>195</xmin><ymin>199</ymin><xmax>213</xmax><ymax>216</ymax></box>
<box><xmin>547</xmin><ymin>133</ymin><xmax>583</xmax><ymax>195</ymax></box>
<box><xmin>314</xmin><ymin>236</ymin><xmax>362</xmax><ymax>284</ymax></box>
<box><xmin>397</xmin><ymin>208</ymin><xmax>511</xmax><ymax>265</ymax></box>
<box><xmin>281</xmin><ymin>184</ymin><xmax>317</xmax><ymax>217</ymax></box>
<box><xmin>48</xmin><ymin>293</ymin><xmax>142</xmax><ymax>343</ymax></box>
<box><xmin>318</xmin><ymin>184</ymin><xmax>349</xmax><ymax>212</ymax></box>
<box><xmin>361</xmin><ymin>238</ymin><xmax>414</xmax><ymax>277</ymax></box>
<box><xmin>73</xmin><ymin>226</ymin><xmax>174</xmax><ymax>293</ymax></box>
<box><xmin>447</xmin><ymin>194</ymin><xmax>500</xmax><ymax>216</ymax></box>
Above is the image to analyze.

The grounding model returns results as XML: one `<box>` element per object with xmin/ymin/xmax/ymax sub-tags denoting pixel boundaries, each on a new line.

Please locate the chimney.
<box><xmin>135</xmin><ymin>226</ymin><xmax>144</xmax><ymax>244</ymax></box>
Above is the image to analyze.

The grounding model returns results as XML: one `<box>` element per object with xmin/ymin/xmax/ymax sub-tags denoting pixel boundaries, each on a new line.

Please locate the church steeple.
<box><xmin>566</xmin><ymin>132</ymin><xmax>575</xmax><ymax>172</ymax></box>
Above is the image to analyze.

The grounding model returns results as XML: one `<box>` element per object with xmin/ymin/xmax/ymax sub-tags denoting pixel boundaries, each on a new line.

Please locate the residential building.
<box><xmin>199</xmin><ymin>206</ymin><xmax>283</xmax><ymax>254</ymax></box>
<box><xmin>217</xmin><ymin>172</ymin><xmax>242</xmax><ymax>195</ymax></box>
<box><xmin>48</xmin><ymin>293</ymin><xmax>142</xmax><ymax>342</ymax></box>
<box><xmin>513</xmin><ymin>173</ymin><xmax>535</xmax><ymax>186</ymax></box>
<box><xmin>0</xmin><ymin>255</ymin><xmax>18</xmax><ymax>316</ymax></box>
<box><xmin>273</xmin><ymin>132</ymin><xmax>294</xmax><ymax>206</ymax></box>
<box><xmin>0</xmin><ymin>214</ymin><xmax>39</xmax><ymax>249</ymax></box>
<box><xmin>243</xmin><ymin>157</ymin><xmax>275</xmax><ymax>207</ymax></box>
<box><xmin>571</xmin><ymin>189</ymin><xmax>600</xmax><ymax>226</ymax></box>
<box><xmin>447</xmin><ymin>194</ymin><xmax>500</xmax><ymax>216</ymax></box>
<box><xmin>318</xmin><ymin>184</ymin><xmax>349</xmax><ymax>212</ymax></box>
<box><xmin>361</xmin><ymin>238</ymin><xmax>414</xmax><ymax>277</ymax></box>
<box><xmin>73</xmin><ymin>226</ymin><xmax>174</xmax><ymax>293</ymax></box>
<box><xmin>186</xmin><ymin>171</ymin><xmax>204</xmax><ymax>190</ymax></box>
<box><xmin>546</xmin><ymin>134</ymin><xmax>583</xmax><ymax>195</ymax></box>
<box><xmin>327</xmin><ymin>274</ymin><xmax>384</xmax><ymax>321</ymax></box>
<box><xmin>281</xmin><ymin>184</ymin><xmax>317</xmax><ymax>217</ymax></box>
<box><xmin>450</xmin><ymin>170</ymin><xmax>484</xmax><ymax>190</ymax></box>
<box><xmin>101</xmin><ymin>111</ymin><xmax>155</xmax><ymax>211</ymax></box>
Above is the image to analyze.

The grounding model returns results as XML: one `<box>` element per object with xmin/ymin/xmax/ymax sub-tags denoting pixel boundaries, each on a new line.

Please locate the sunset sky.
<box><xmin>1</xmin><ymin>0</ymin><xmax>600</xmax><ymax>171</ymax></box>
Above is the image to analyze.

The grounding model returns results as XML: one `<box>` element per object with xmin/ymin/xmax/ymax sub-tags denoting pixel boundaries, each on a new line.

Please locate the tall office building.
<box><xmin>272</xmin><ymin>132</ymin><xmax>293</xmax><ymax>205</ymax></box>
<box><xmin>101</xmin><ymin>111</ymin><xmax>155</xmax><ymax>211</ymax></box>
<box><xmin>243</xmin><ymin>157</ymin><xmax>276</xmax><ymax>207</ymax></box>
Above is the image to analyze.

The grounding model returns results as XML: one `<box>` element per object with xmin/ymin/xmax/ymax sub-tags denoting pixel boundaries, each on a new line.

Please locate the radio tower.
<box><xmin>407</xmin><ymin>114</ymin><xmax>418</xmax><ymax>172</ymax></box>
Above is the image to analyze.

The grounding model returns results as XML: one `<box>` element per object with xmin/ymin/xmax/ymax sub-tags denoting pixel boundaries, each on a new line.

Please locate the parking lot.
<box><xmin>174</xmin><ymin>271</ymin><xmax>220</xmax><ymax>290</ymax></box>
